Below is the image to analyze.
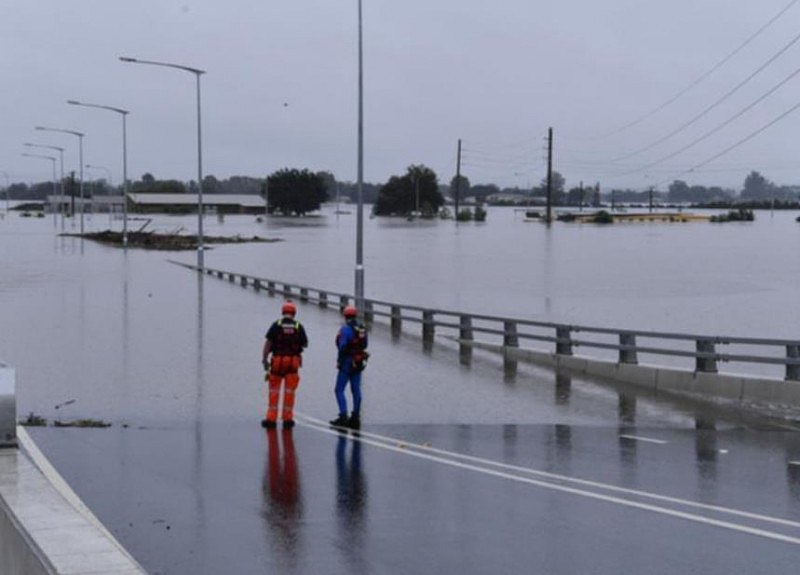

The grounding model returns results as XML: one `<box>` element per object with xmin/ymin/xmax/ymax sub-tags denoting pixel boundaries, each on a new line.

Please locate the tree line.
<box><xmin>7</xmin><ymin>167</ymin><xmax>800</xmax><ymax>213</ymax></box>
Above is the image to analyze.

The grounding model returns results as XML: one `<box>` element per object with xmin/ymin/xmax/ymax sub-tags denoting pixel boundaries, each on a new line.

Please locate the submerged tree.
<box><xmin>265</xmin><ymin>168</ymin><xmax>328</xmax><ymax>215</ymax></box>
<box><xmin>374</xmin><ymin>165</ymin><xmax>443</xmax><ymax>216</ymax></box>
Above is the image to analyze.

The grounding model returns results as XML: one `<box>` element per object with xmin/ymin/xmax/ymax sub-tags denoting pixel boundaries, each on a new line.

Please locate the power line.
<box><xmin>620</xmin><ymin>61</ymin><xmax>800</xmax><ymax>176</ymax></box>
<box><xmin>655</xmin><ymin>97</ymin><xmax>800</xmax><ymax>187</ymax></box>
<box><xmin>613</xmin><ymin>25</ymin><xmax>800</xmax><ymax>161</ymax></box>
<box><xmin>593</xmin><ymin>0</ymin><xmax>799</xmax><ymax>139</ymax></box>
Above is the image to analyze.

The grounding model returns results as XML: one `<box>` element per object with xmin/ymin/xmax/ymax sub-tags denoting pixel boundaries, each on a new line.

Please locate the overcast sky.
<box><xmin>2</xmin><ymin>0</ymin><xmax>800</xmax><ymax>191</ymax></box>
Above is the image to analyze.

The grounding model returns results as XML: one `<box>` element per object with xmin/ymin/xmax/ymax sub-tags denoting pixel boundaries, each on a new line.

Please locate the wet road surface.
<box><xmin>27</xmin><ymin>417</ymin><xmax>800</xmax><ymax>574</ymax></box>
<box><xmin>4</xmin><ymin>215</ymin><xmax>800</xmax><ymax>573</ymax></box>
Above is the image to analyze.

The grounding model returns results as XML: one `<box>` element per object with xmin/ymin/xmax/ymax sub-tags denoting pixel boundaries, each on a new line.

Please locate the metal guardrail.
<box><xmin>178</xmin><ymin>263</ymin><xmax>800</xmax><ymax>382</ymax></box>
<box><xmin>0</xmin><ymin>361</ymin><xmax>17</xmax><ymax>448</ymax></box>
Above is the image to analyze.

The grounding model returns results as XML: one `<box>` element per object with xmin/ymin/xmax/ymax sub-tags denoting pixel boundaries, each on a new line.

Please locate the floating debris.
<box><xmin>53</xmin><ymin>419</ymin><xmax>112</xmax><ymax>428</ymax></box>
<box><xmin>60</xmin><ymin>230</ymin><xmax>282</xmax><ymax>251</ymax></box>
<box><xmin>54</xmin><ymin>399</ymin><xmax>76</xmax><ymax>410</ymax></box>
<box><xmin>19</xmin><ymin>412</ymin><xmax>47</xmax><ymax>426</ymax></box>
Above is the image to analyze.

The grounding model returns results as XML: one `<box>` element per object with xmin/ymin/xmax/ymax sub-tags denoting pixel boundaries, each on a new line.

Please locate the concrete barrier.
<box><xmin>0</xmin><ymin>361</ymin><xmax>16</xmax><ymax>448</ymax></box>
<box><xmin>466</xmin><ymin>340</ymin><xmax>800</xmax><ymax>414</ymax></box>
<box><xmin>0</xmin><ymin>361</ymin><xmax>145</xmax><ymax>574</ymax></box>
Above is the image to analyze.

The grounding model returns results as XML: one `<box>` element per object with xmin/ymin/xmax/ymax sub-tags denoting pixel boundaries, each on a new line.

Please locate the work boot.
<box><xmin>283</xmin><ymin>419</ymin><xmax>295</xmax><ymax>429</ymax></box>
<box><xmin>329</xmin><ymin>414</ymin><xmax>349</xmax><ymax>427</ymax></box>
<box><xmin>348</xmin><ymin>413</ymin><xmax>361</xmax><ymax>430</ymax></box>
<box><xmin>261</xmin><ymin>419</ymin><xmax>277</xmax><ymax>429</ymax></box>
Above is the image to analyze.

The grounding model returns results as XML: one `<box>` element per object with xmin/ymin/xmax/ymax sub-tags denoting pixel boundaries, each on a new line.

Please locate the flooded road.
<box><xmin>3</xmin><ymin>207</ymin><xmax>800</xmax><ymax>573</ymax></box>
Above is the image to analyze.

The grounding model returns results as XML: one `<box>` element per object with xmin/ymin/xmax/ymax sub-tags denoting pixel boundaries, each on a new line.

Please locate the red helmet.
<box><xmin>281</xmin><ymin>301</ymin><xmax>297</xmax><ymax>316</ymax></box>
<box><xmin>343</xmin><ymin>306</ymin><xmax>358</xmax><ymax>318</ymax></box>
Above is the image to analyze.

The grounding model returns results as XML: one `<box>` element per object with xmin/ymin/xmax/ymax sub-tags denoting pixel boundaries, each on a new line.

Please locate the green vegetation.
<box><xmin>589</xmin><ymin>210</ymin><xmax>613</xmax><ymax>224</ymax></box>
<box><xmin>373</xmin><ymin>165</ymin><xmax>444</xmax><ymax>217</ymax></box>
<box><xmin>63</xmin><ymin>230</ymin><xmax>281</xmax><ymax>250</ymax></box>
<box><xmin>709</xmin><ymin>209</ymin><xmax>755</xmax><ymax>223</ymax></box>
<box><xmin>474</xmin><ymin>206</ymin><xmax>487</xmax><ymax>222</ymax></box>
<box><xmin>265</xmin><ymin>168</ymin><xmax>328</xmax><ymax>216</ymax></box>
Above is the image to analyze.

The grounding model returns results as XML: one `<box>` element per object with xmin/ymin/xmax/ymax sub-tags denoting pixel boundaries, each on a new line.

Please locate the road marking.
<box><xmin>619</xmin><ymin>434</ymin><xmax>668</xmax><ymax>444</ymax></box>
<box><xmin>299</xmin><ymin>419</ymin><xmax>800</xmax><ymax>545</ymax></box>
<box><xmin>298</xmin><ymin>414</ymin><xmax>800</xmax><ymax>532</ymax></box>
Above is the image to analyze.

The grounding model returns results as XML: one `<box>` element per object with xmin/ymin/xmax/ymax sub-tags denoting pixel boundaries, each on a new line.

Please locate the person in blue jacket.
<box><xmin>330</xmin><ymin>306</ymin><xmax>369</xmax><ymax>429</ymax></box>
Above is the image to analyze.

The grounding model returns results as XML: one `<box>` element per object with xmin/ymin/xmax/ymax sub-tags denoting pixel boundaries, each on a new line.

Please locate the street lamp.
<box><xmin>35</xmin><ymin>126</ymin><xmax>85</xmax><ymax>234</ymax></box>
<box><xmin>25</xmin><ymin>143</ymin><xmax>65</xmax><ymax>229</ymax></box>
<box><xmin>0</xmin><ymin>171</ymin><xmax>9</xmax><ymax>214</ymax></box>
<box><xmin>355</xmin><ymin>0</ymin><xmax>365</xmax><ymax>314</ymax></box>
<box><xmin>67</xmin><ymin>99</ymin><xmax>129</xmax><ymax>246</ymax></box>
<box><xmin>85</xmin><ymin>164</ymin><xmax>112</xmax><ymax>187</ymax></box>
<box><xmin>119</xmin><ymin>56</ymin><xmax>206</xmax><ymax>268</ymax></box>
<box><xmin>21</xmin><ymin>153</ymin><xmax>57</xmax><ymax>220</ymax></box>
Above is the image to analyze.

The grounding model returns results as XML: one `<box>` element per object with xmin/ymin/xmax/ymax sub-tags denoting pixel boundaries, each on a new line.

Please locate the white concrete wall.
<box><xmin>466</xmin><ymin>341</ymin><xmax>800</xmax><ymax>413</ymax></box>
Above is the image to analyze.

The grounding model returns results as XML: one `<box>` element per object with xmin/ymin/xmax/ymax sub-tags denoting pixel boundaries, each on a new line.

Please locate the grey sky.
<box><xmin>2</xmin><ymin>0</ymin><xmax>798</xmax><ymax>192</ymax></box>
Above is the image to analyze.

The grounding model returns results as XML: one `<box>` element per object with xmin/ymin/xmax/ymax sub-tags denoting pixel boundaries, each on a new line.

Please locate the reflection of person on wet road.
<box><xmin>262</xmin><ymin>428</ymin><xmax>303</xmax><ymax>563</ymax></box>
<box><xmin>262</xmin><ymin>301</ymin><xmax>308</xmax><ymax>429</ymax></box>
<box><xmin>335</xmin><ymin>434</ymin><xmax>367</xmax><ymax>572</ymax></box>
<box><xmin>330</xmin><ymin>306</ymin><xmax>369</xmax><ymax>430</ymax></box>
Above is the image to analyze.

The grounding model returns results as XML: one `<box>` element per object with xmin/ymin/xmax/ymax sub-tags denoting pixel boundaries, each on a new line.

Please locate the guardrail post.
<box><xmin>422</xmin><ymin>310</ymin><xmax>435</xmax><ymax>345</ymax></box>
<box><xmin>504</xmin><ymin>321</ymin><xmax>519</xmax><ymax>348</ymax></box>
<box><xmin>254</xmin><ymin>279</ymin><xmax>262</xmax><ymax>291</ymax></box>
<box><xmin>339</xmin><ymin>295</ymin><xmax>349</xmax><ymax>312</ymax></box>
<box><xmin>0</xmin><ymin>362</ymin><xmax>17</xmax><ymax>448</ymax></box>
<box><xmin>364</xmin><ymin>300</ymin><xmax>374</xmax><ymax>323</ymax></box>
<box><xmin>216</xmin><ymin>271</ymin><xmax>224</xmax><ymax>279</ymax></box>
<box><xmin>460</xmin><ymin>316</ymin><xmax>473</xmax><ymax>341</ymax></box>
<box><xmin>299</xmin><ymin>288</ymin><xmax>309</xmax><ymax>302</ymax></box>
<box><xmin>283</xmin><ymin>284</ymin><xmax>293</xmax><ymax>298</ymax></box>
<box><xmin>319</xmin><ymin>291</ymin><xmax>328</xmax><ymax>308</ymax></box>
<box><xmin>619</xmin><ymin>333</ymin><xmax>638</xmax><ymax>364</ymax></box>
<box><xmin>556</xmin><ymin>326</ymin><xmax>573</xmax><ymax>356</ymax></box>
<box><xmin>695</xmin><ymin>339</ymin><xmax>718</xmax><ymax>373</ymax></box>
<box><xmin>267</xmin><ymin>281</ymin><xmax>275</xmax><ymax>296</ymax></box>
<box><xmin>391</xmin><ymin>305</ymin><xmax>402</xmax><ymax>334</ymax></box>
<box><xmin>786</xmin><ymin>345</ymin><xmax>800</xmax><ymax>381</ymax></box>
<box><xmin>240</xmin><ymin>275</ymin><xmax>248</xmax><ymax>287</ymax></box>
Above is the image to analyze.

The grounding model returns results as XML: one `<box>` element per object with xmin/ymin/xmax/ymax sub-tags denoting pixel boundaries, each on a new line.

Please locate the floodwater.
<box><xmin>4</xmin><ymin>205</ymin><xmax>800</xmax><ymax>574</ymax></box>
<box><xmin>1</xmin><ymin>205</ymin><xmax>799</xmax><ymax>424</ymax></box>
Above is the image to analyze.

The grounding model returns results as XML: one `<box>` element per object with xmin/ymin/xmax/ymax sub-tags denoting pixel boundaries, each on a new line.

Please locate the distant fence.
<box><xmin>176</xmin><ymin>262</ymin><xmax>800</xmax><ymax>384</ymax></box>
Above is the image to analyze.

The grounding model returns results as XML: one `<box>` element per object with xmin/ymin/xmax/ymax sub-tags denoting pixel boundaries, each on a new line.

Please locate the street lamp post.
<box><xmin>25</xmin><ymin>143</ymin><xmax>65</xmax><ymax>229</ymax></box>
<box><xmin>0</xmin><ymin>171</ymin><xmax>9</xmax><ymax>214</ymax></box>
<box><xmin>119</xmin><ymin>56</ymin><xmax>206</xmax><ymax>268</ymax></box>
<box><xmin>35</xmin><ymin>127</ymin><xmax>85</xmax><ymax>234</ymax></box>
<box><xmin>355</xmin><ymin>0</ymin><xmax>365</xmax><ymax>315</ymax></box>
<box><xmin>67</xmin><ymin>100</ymin><xmax>129</xmax><ymax>246</ymax></box>
<box><xmin>21</xmin><ymin>153</ymin><xmax>57</xmax><ymax>220</ymax></box>
<box><xmin>85</xmin><ymin>164</ymin><xmax>112</xmax><ymax>187</ymax></box>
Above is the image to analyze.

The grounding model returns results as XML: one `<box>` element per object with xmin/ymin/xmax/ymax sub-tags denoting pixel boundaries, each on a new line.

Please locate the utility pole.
<box><xmin>649</xmin><ymin>186</ymin><xmax>654</xmax><ymax>213</ymax></box>
<box><xmin>455</xmin><ymin>138</ymin><xmax>462</xmax><ymax>218</ymax></box>
<box><xmin>579</xmin><ymin>180</ymin><xmax>584</xmax><ymax>213</ymax></box>
<box><xmin>546</xmin><ymin>127</ymin><xmax>553</xmax><ymax>224</ymax></box>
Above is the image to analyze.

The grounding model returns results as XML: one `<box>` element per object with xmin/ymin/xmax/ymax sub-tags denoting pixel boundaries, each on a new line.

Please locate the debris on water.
<box><xmin>19</xmin><ymin>412</ymin><xmax>47</xmax><ymax>426</ymax></box>
<box><xmin>54</xmin><ymin>399</ymin><xmax>76</xmax><ymax>409</ymax></box>
<box><xmin>59</xmin><ymin>230</ymin><xmax>282</xmax><ymax>251</ymax></box>
<box><xmin>53</xmin><ymin>419</ymin><xmax>112</xmax><ymax>428</ymax></box>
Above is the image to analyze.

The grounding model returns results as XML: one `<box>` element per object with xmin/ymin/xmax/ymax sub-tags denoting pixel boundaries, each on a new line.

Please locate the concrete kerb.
<box><xmin>0</xmin><ymin>428</ymin><xmax>147</xmax><ymax>574</ymax></box>
<box><xmin>465</xmin><ymin>339</ymin><xmax>800</xmax><ymax>414</ymax></box>
<box><xmin>0</xmin><ymin>360</ymin><xmax>145</xmax><ymax>574</ymax></box>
